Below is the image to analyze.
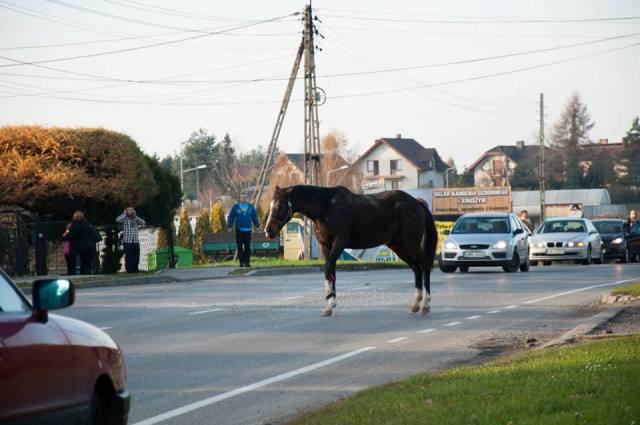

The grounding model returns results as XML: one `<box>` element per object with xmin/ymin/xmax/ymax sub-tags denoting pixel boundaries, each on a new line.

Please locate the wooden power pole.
<box><xmin>539</xmin><ymin>93</ymin><xmax>546</xmax><ymax>224</ymax></box>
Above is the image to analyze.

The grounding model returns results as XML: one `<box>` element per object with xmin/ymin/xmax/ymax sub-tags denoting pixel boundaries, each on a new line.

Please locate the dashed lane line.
<box><xmin>417</xmin><ymin>328</ymin><xmax>436</xmax><ymax>334</ymax></box>
<box><xmin>386</xmin><ymin>337</ymin><xmax>408</xmax><ymax>343</ymax></box>
<box><xmin>487</xmin><ymin>310</ymin><xmax>501</xmax><ymax>314</ymax></box>
<box><xmin>505</xmin><ymin>305</ymin><xmax>519</xmax><ymax>309</ymax></box>
<box><xmin>188</xmin><ymin>308</ymin><xmax>225</xmax><ymax>315</ymax></box>
<box><xmin>465</xmin><ymin>315</ymin><xmax>482</xmax><ymax>320</ymax></box>
<box><xmin>443</xmin><ymin>321</ymin><xmax>462</xmax><ymax>327</ymax></box>
<box><xmin>132</xmin><ymin>346</ymin><xmax>377</xmax><ymax>425</ymax></box>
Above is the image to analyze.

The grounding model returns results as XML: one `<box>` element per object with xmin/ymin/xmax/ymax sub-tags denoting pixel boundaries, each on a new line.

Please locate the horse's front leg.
<box><xmin>321</xmin><ymin>239</ymin><xmax>344</xmax><ymax>317</ymax></box>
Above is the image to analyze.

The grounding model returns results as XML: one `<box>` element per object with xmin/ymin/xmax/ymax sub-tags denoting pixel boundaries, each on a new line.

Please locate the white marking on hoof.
<box><xmin>321</xmin><ymin>306</ymin><xmax>333</xmax><ymax>317</ymax></box>
<box><xmin>420</xmin><ymin>304</ymin><xmax>430</xmax><ymax>316</ymax></box>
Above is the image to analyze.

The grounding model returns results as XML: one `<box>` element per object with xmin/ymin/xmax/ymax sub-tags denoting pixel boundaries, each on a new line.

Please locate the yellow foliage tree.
<box><xmin>176</xmin><ymin>209</ymin><xmax>193</xmax><ymax>249</ymax></box>
<box><xmin>193</xmin><ymin>208</ymin><xmax>210</xmax><ymax>263</ymax></box>
<box><xmin>210</xmin><ymin>202</ymin><xmax>226</xmax><ymax>234</ymax></box>
<box><xmin>157</xmin><ymin>222</ymin><xmax>176</xmax><ymax>249</ymax></box>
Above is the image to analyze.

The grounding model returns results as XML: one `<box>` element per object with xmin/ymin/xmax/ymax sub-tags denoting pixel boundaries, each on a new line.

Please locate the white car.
<box><xmin>529</xmin><ymin>217</ymin><xmax>603</xmax><ymax>266</ymax></box>
<box><xmin>439</xmin><ymin>212</ymin><xmax>530</xmax><ymax>273</ymax></box>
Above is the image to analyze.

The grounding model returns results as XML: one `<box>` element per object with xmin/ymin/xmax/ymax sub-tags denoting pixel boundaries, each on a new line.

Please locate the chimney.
<box><xmin>515</xmin><ymin>140</ymin><xmax>525</xmax><ymax>149</ymax></box>
<box><xmin>598</xmin><ymin>138</ymin><xmax>609</xmax><ymax>145</ymax></box>
<box><xmin>396</xmin><ymin>133</ymin><xmax>402</xmax><ymax>139</ymax></box>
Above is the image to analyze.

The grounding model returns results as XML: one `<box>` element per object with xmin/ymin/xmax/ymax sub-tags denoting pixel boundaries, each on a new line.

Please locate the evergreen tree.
<box><xmin>210</xmin><ymin>202</ymin><xmax>226</xmax><ymax>233</ymax></box>
<box><xmin>177</xmin><ymin>209</ymin><xmax>193</xmax><ymax>249</ymax></box>
<box><xmin>622</xmin><ymin>116</ymin><xmax>640</xmax><ymax>186</ymax></box>
<box><xmin>157</xmin><ymin>222</ymin><xmax>176</xmax><ymax>249</ymax></box>
<box><xmin>551</xmin><ymin>92</ymin><xmax>595</xmax><ymax>188</ymax></box>
<box><xmin>510</xmin><ymin>156</ymin><xmax>539</xmax><ymax>190</ymax></box>
<box><xmin>193</xmin><ymin>208</ymin><xmax>210</xmax><ymax>263</ymax></box>
<box><xmin>583</xmin><ymin>151</ymin><xmax>615</xmax><ymax>188</ymax></box>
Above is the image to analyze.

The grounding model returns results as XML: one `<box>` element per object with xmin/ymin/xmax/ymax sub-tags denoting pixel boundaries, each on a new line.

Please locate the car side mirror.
<box><xmin>443</xmin><ymin>230</ymin><xmax>450</xmax><ymax>236</ymax></box>
<box><xmin>513</xmin><ymin>228</ymin><xmax>523</xmax><ymax>235</ymax></box>
<box><xmin>32</xmin><ymin>279</ymin><xmax>75</xmax><ymax>323</ymax></box>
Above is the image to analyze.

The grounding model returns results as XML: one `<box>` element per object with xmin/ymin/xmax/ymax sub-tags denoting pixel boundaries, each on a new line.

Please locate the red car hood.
<box><xmin>50</xmin><ymin>314</ymin><xmax>118</xmax><ymax>350</ymax></box>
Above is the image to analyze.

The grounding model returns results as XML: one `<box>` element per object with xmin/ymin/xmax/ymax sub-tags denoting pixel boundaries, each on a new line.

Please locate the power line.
<box><xmin>329</xmin><ymin>41</ymin><xmax>640</xmax><ymax>100</ymax></box>
<box><xmin>5</xmin><ymin>40</ymin><xmax>637</xmax><ymax>107</ymax></box>
<box><xmin>0</xmin><ymin>12</ymin><xmax>299</xmax><ymax>69</ymax></box>
<box><xmin>322</xmin><ymin>13</ymin><xmax>640</xmax><ymax>24</ymax></box>
<box><xmin>101</xmin><ymin>0</ymin><xmax>260</xmax><ymax>23</ymax></box>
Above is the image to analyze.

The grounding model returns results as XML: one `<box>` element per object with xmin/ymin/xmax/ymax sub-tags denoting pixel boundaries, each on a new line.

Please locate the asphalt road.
<box><xmin>60</xmin><ymin>263</ymin><xmax>640</xmax><ymax>425</ymax></box>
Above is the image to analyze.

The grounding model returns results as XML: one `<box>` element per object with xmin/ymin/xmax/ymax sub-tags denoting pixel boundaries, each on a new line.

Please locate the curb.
<box><xmin>538</xmin><ymin>306</ymin><xmax>627</xmax><ymax>349</ymax></box>
<box><xmin>17</xmin><ymin>264</ymin><xmax>408</xmax><ymax>295</ymax></box>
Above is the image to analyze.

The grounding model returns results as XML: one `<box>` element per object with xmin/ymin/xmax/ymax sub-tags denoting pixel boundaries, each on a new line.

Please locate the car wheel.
<box><xmin>620</xmin><ymin>249</ymin><xmax>629</xmax><ymax>263</ymax></box>
<box><xmin>503</xmin><ymin>251</ymin><xmax>519</xmax><ymax>273</ymax></box>
<box><xmin>438</xmin><ymin>256</ymin><xmax>457</xmax><ymax>273</ymax></box>
<box><xmin>543</xmin><ymin>260</ymin><xmax>552</xmax><ymax>266</ymax></box>
<box><xmin>519</xmin><ymin>252</ymin><xmax>530</xmax><ymax>272</ymax></box>
<box><xmin>87</xmin><ymin>384</ymin><xmax>115</xmax><ymax>425</ymax></box>
<box><xmin>530</xmin><ymin>260</ymin><xmax>538</xmax><ymax>266</ymax></box>
<box><xmin>582</xmin><ymin>246</ymin><xmax>592</xmax><ymax>265</ymax></box>
<box><xmin>459</xmin><ymin>266</ymin><xmax>469</xmax><ymax>273</ymax></box>
<box><xmin>594</xmin><ymin>247</ymin><xmax>603</xmax><ymax>265</ymax></box>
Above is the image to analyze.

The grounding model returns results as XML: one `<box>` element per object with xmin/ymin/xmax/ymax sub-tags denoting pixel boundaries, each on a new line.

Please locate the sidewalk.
<box><xmin>14</xmin><ymin>262</ymin><xmax>406</xmax><ymax>294</ymax></box>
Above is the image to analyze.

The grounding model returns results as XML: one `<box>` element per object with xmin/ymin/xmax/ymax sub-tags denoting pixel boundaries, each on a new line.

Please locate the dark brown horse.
<box><xmin>264</xmin><ymin>185</ymin><xmax>438</xmax><ymax>317</ymax></box>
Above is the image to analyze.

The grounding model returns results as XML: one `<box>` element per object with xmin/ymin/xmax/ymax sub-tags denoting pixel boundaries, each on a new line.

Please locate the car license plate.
<box><xmin>547</xmin><ymin>248</ymin><xmax>565</xmax><ymax>255</ymax></box>
<box><xmin>464</xmin><ymin>251</ymin><xmax>485</xmax><ymax>258</ymax></box>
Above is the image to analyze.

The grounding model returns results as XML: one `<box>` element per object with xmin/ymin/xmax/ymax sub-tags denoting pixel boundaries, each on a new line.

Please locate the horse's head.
<box><xmin>264</xmin><ymin>185</ymin><xmax>293</xmax><ymax>239</ymax></box>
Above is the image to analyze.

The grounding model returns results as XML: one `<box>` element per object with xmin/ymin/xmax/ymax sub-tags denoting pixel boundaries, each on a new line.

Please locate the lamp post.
<box><xmin>444</xmin><ymin>167</ymin><xmax>457</xmax><ymax>188</ymax></box>
<box><xmin>326</xmin><ymin>165</ymin><xmax>349</xmax><ymax>185</ymax></box>
<box><xmin>183</xmin><ymin>164</ymin><xmax>208</xmax><ymax>206</ymax></box>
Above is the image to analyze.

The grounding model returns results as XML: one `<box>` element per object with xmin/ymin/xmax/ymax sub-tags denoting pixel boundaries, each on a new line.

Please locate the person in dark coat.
<box><xmin>227</xmin><ymin>191</ymin><xmax>260</xmax><ymax>267</ymax></box>
<box><xmin>62</xmin><ymin>211</ymin><xmax>100</xmax><ymax>275</ymax></box>
<box><xmin>624</xmin><ymin>209</ymin><xmax>637</xmax><ymax>235</ymax></box>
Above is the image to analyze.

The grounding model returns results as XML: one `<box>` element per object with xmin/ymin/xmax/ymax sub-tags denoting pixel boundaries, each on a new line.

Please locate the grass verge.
<box><xmin>288</xmin><ymin>335</ymin><xmax>640</xmax><ymax>425</ymax></box>
<box><xmin>612</xmin><ymin>282</ymin><xmax>640</xmax><ymax>297</ymax></box>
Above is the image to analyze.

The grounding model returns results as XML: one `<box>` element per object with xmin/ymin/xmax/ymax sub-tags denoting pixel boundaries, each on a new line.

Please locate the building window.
<box><xmin>390</xmin><ymin>159</ymin><xmax>402</xmax><ymax>175</ymax></box>
<box><xmin>391</xmin><ymin>180</ymin><xmax>400</xmax><ymax>190</ymax></box>
<box><xmin>367</xmin><ymin>160</ymin><xmax>379</xmax><ymax>176</ymax></box>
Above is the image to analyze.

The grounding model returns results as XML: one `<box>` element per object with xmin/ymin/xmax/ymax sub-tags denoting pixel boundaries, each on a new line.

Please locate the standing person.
<box><xmin>62</xmin><ymin>211</ymin><xmax>101</xmax><ymax>275</ymax></box>
<box><xmin>227</xmin><ymin>191</ymin><xmax>260</xmax><ymax>267</ymax></box>
<box><xmin>519</xmin><ymin>210</ymin><xmax>534</xmax><ymax>233</ymax></box>
<box><xmin>62</xmin><ymin>223</ymin><xmax>75</xmax><ymax>275</ymax></box>
<box><xmin>116</xmin><ymin>207</ymin><xmax>146</xmax><ymax>273</ymax></box>
<box><xmin>624</xmin><ymin>209</ymin><xmax>637</xmax><ymax>235</ymax></box>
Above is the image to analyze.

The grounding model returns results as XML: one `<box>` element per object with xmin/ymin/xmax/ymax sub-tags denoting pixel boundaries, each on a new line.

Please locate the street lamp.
<box><xmin>444</xmin><ymin>167</ymin><xmax>457</xmax><ymax>188</ymax></box>
<box><xmin>326</xmin><ymin>165</ymin><xmax>349</xmax><ymax>185</ymax></box>
<box><xmin>182</xmin><ymin>164</ymin><xmax>208</xmax><ymax>206</ymax></box>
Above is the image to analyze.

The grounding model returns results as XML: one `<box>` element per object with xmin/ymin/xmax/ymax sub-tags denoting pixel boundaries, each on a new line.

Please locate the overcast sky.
<box><xmin>1</xmin><ymin>0</ymin><xmax>639</xmax><ymax>169</ymax></box>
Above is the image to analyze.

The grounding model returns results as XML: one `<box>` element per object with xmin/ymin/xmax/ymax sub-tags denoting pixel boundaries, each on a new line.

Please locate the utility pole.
<box><xmin>303</xmin><ymin>3</ymin><xmax>322</xmax><ymax>188</ymax></box>
<box><xmin>539</xmin><ymin>93</ymin><xmax>546</xmax><ymax>224</ymax></box>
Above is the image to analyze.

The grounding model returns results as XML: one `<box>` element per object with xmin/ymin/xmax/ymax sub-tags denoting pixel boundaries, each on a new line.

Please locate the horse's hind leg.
<box><xmin>389</xmin><ymin>243</ymin><xmax>423</xmax><ymax>314</ymax></box>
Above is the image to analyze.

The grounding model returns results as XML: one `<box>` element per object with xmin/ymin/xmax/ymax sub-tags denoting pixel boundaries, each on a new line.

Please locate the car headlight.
<box><xmin>611</xmin><ymin>237</ymin><xmax>623</xmax><ymax>245</ymax></box>
<box><xmin>576</xmin><ymin>241</ymin><xmax>585</xmax><ymax>247</ymax></box>
<box><xmin>444</xmin><ymin>241</ymin><xmax>457</xmax><ymax>250</ymax></box>
<box><xmin>531</xmin><ymin>241</ymin><xmax>545</xmax><ymax>249</ymax></box>
<box><xmin>492</xmin><ymin>240</ymin><xmax>508</xmax><ymax>249</ymax></box>
<box><xmin>567</xmin><ymin>241</ymin><xmax>575</xmax><ymax>247</ymax></box>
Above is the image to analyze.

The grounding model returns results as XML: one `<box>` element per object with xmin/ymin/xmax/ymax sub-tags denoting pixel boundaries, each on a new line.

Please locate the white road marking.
<box><xmin>465</xmin><ymin>315</ymin><xmax>482</xmax><ymax>320</ymax></box>
<box><xmin>132</xmin><ymin>346</ymin><xmax>377</xmax><ymax>425</ymax></box>
<box><xmin>418</xmin><ymin>328</ymin><xmax>436</xmax><ymax>334</ymax></box>
<box><xmin>282</xmin><ymin>296</ymin><xmax>304</xmax><ymax>301</ymax></box>
<box><xmin>487</xmin><ymin>310</ymin><xmax>501</xmax><ymax>314</ymax></box>
<box><xmin>188</xmin><ymin>308</ymin><xmax>225</xmax><ymax>315</ymax></box>
<box><xmin>521</xmin><ymin>278</ymin><xmax>640</xmax><ymax>305</ymax></box>
<box><xmin>344</xmin><ymin>286</ymin><xmax>372</xmax><ymax>291</ymax></box>
<box><xmin>99</xmin><ymin>326</ymin><xmax>112</xmax><ymax>330</ymax></box>
<box><xmin>443</xmin><ymin>321</ymin><xmax>462</xmax><ymax>327</ymax></box>
<box><xmin>505</xmin><ymin>305</ymin><xmax>519</xmax><ymax>309</ymax></box>
<box><xmin>386</xmin><ymin>337</ymin><xmax>408</xmax><ymax>343</ymax></box>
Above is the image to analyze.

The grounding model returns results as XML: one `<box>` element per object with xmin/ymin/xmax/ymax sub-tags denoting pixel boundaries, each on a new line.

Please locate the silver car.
<box><xmin>529</xmin><ymin>217</ymin><xmax>603</xmax><ymax>266</ymax></box>
<box><xmin>439</xmin><ymin>212</ymin><xmax>530</xmax><ymax>273</ymax></box>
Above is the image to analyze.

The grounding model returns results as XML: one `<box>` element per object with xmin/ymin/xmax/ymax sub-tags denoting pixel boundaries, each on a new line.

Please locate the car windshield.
<box><xmin>452</xmin><ymin>216</ymin><xmax>510</xmax><ymax>234</ymax></box>
<box><xmin>0</xmin><ymin>271</ymin><xmax>30</xmax><ymax>313</ymax></box>
<box><xmin>539</xmin><ymin>220</ymin><xmax>586</xmax><ymax>233</ymax></box>
<box><xmin>593</xmin><ymin>221</ymin><xmax>623</xmax><ymax>234</ymax></box>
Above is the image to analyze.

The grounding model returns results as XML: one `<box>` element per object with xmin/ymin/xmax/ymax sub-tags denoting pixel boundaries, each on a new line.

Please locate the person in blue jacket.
<box><xmin>227</xmin><ymin>191</ymin><xmax>261</xmax><ymax>267</ymax></box>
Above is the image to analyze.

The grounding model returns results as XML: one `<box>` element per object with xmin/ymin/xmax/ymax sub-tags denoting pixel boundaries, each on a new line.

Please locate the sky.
<box><xmin>1</xmin><ymin>0</ymin><xmax>639</xmax><ymax>170</ymax></box>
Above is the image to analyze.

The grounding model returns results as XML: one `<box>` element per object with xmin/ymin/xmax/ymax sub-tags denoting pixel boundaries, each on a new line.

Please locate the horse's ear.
<box><xmin>275</xmin><ymin>185</ymin><xmax>280</xmax><ymax>191</ymax></box>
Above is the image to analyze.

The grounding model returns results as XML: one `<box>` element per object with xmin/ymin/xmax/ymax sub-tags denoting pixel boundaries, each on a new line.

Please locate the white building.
<box><xmin>354</xmin><ymin>135</ymin><xmax>448</xmax><ymax>193</ymax></box>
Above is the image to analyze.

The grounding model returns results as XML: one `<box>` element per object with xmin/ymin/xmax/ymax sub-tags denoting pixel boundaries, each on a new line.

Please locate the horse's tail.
<box><xmin>417</xmin><ymin>198</ymin><xmax>438</xmax><ymax>268</ymax></box>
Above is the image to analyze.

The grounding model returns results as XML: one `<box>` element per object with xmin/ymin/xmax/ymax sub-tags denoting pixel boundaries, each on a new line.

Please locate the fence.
<box><xmin>0</xmin><ymin>210</ymin><xmax>173</xmax><ymax>276</ymax></box>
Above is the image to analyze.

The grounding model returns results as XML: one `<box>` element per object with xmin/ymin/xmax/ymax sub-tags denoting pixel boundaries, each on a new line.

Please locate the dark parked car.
<box><xmin>592</xmin><ymin>219</ymin><xmax>631</xmax><ymax>262</ymax></box>
<box><xmin>0</xmin><ymin>268</ymin><xmax>130</xmax><ymax>425</ymax></box>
